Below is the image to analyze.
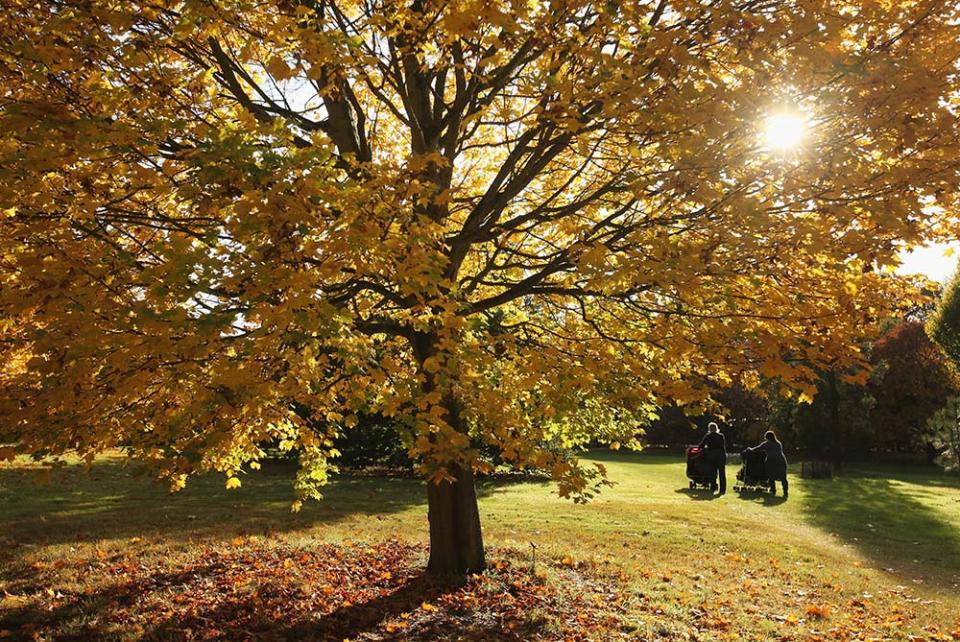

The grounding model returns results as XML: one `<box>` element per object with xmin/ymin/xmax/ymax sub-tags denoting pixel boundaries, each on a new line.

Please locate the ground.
<box><xmin>2</xmin><ymin>450</ymin><xmax>960</xmax><ymax>641</ymax></box>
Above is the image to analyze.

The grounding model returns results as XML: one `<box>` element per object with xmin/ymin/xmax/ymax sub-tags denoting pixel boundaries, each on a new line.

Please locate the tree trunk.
<box><xmin>409</xmin><ymin>331</ymin><xmax>486</xmax><ymax>575</ymax></box>
<box><xmin>952</xmin><ymin>405</ymin><xmax>960</xmax><ymax>472</ymax></box>
<box><xmin>426</xmin><ymin>462</ymin><xmax>486</xmax><ymax>575</ymax></box>
<box><xmin>826</xmin><ymin>370</ymin><xmax>843</xmax><ymax>468</ymax></box>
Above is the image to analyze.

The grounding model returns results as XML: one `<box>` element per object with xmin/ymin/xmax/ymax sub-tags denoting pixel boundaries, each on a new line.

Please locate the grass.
<box><xmin>2</xmin><ymin>450</ymin><xmax>960</xmax><ymax>640</ymax></box>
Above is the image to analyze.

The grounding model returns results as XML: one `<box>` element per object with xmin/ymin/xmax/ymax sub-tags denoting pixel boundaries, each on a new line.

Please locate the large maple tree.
<box><xmin>2</xmin><ymin>0</ymin><xmax>959</xmax><ymax>573</ymax></box>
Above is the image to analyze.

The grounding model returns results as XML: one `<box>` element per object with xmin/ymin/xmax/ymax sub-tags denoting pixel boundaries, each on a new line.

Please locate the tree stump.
<box><xmin>801</xmin><ymin>461</ymin><xmax>833</xmax><ymax>479</ymax></box>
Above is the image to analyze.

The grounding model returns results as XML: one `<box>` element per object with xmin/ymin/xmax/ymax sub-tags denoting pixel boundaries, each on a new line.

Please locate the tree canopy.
<box><xmin>2</xmin><ymin>0</ymin><xmax>959</xmax><ymax>572</ymax></box>
<box><xmin>930</xmin><ymin>263</ymin><xmax>960</xmax><ymax>370</ymax></box>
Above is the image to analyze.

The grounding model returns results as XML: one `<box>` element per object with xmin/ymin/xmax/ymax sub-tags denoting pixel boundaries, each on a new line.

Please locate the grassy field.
<box><xmin>2</xmin><ymin>450</ymin><xmax>960</xmax><ymax>640</ymax></box>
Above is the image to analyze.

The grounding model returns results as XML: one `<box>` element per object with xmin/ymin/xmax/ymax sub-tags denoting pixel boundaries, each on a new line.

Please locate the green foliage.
<box><xmin>292</xmin><ymin>447</ymin><xmax>334</xmax><ymax>511</ymax></box>
<box><xmin>926</xmin><ymin>396</ymin><xmax>960</xmax><ymax>472</ymax></box>
<box><xmin>928</xmin><ymin>263</ymin><xmax>960</xmax><ymax>371</ymax></box>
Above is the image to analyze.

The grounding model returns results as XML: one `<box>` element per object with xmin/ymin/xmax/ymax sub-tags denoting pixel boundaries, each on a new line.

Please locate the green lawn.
<box><xmin>2</xmin><ymin>451</ymin><xmax>960</xmax><ymax>640</ymax></box>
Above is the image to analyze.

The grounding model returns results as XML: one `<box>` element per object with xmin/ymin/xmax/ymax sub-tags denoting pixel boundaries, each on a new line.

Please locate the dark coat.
<box><xmin>698</xmin><ymin>431</ymin><xmax>727</xmax><ymax>465</ymax></box>
<box><xmin>750</xmin><ymin>439</ymin><xmax>788</xmax><ymax>478</ymax></box>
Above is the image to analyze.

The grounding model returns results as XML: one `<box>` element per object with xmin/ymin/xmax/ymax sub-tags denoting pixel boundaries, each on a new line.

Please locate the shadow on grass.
<box><xmin>853</xmin><ymin>467</ymin><xmax>960</xmax><ymax>489</ymax></box>
<box><xmin>0</xmin><ymin>461</ymin><xmax>418</xmax><ymax>552</ymax></box>
<box><xmin>734</xmin><ymin>488</ymin><xmax>787</xmax><ymax>506</ymax></box>
<box><xmin>0</xmin><ymin>541</ymin><xmax>582</xmax><ymax>641</ymax></box>
<box><xmin>0</xmin><ymin>460</ymin><xmax>517</xmax><ymax>567</ymax></box>
<box><xmin>801</xmin><ymin>470</ymin><xmax>960</xmax><ymax>587</ymax></box>
<box><xmin>673</xmin><ymin>488</ymin><xmax>721</xmax><ymax>501</ymax></box>
<box><xmin>1</xmin><ymin>567</ymin><xmax>518</xmax><ymax>641</ymax></box>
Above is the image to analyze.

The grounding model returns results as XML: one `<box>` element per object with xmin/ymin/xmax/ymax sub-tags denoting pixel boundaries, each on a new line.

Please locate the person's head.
<box><xmin>765</xmin><ymin>430</ymin><xmax>777</xmax><ymax>442</ymax></box>
<box><xmin>708</xmin><ymin>422</ymin><xmax>719</xmax><ymax>433</ymax></box>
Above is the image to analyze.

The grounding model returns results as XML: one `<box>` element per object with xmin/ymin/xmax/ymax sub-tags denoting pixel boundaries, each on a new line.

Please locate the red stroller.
<box><xmin>685</xmin><ymin>446</ymin><xmax>715</xmax><ymax>489</ymax></box>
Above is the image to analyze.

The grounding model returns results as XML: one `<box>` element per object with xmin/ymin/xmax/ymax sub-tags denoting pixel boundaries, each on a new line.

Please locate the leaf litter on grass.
<box><xmin>0</xmin><ymin>539</ymin><xmax>634</xmax><ymax>641</ymax></box>
<box><xmin>3</xmin><ymin>538</ymin><xmax>960</xmax><ymax>641</ymax></box>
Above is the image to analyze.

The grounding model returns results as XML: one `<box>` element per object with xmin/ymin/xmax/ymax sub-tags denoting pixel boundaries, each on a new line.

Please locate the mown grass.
<box><xmin>2</xmin><ymin>450</ymin><xmax>960</xmax><ymax>640</ymax></box>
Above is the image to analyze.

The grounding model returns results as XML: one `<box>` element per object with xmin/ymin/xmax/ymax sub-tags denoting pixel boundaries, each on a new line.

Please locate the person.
<box><xmin>697</xmin><ymin>422</ymin><xmax>727</xmax><ymax>495</ymax></box>
<box><xmin>748</xmin><ymin>431</ymin><xmax>789</xmax><ymax>498</ymax></box>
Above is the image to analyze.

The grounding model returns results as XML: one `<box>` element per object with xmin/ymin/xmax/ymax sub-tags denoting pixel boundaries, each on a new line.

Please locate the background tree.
<box><xmin>2</xmin><ymin>0</ymin><xmax>960</xmax><ymax>574</ymax></box>
<box><xmin>793</xmin><ymin>368</ymin><xmax>875</xmax><ymax>462</ymax></box>
<box><xmin>930</xmin><ymin>264</ymin><xmax>960</xmax><ymax>368</ymax></box>
<box><xmin>644</xmin><ymin>382</ymin><xmax>767</xmax><ymax>450</ymax></box>
<box><xmin>926</xmin><ymin>397</ymin><xmax>960</xmax><ymax>472</ymax></box>
<box><xmin>927</xmin><ymin>262</ymin><xmax>960</xmax><ymax>471</ymax></box>
<box><xmin>870</xmin><ymin>320</ymin><xmax>959</xmax><ymax>453</ymax></box>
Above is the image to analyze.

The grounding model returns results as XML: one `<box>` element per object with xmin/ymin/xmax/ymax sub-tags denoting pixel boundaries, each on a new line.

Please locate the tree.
<box><xmin>927</xmin><ymin>397</ymin><xmax>960</xmax><ymax>472</ymax></box>
<box><xmin>929</xmin><ymin>263</ymin><xmax>960</xmax><ymax>368</ymax></box>
<box><xmin>2</xmin><ymin>0</ymin><xmax>959</xmax><ymax>574</ymax></box>
<box><xmin>928</xmin><ymin>263</ymin><xmax>960</xmax><ymax>471</ymax></box>
<box><xmin>870</xmin><ymin>321</ymin><xmax>958</xmax><ymax>453</ymax></box>
<box><xmin>769</xmin><ymin>367</ymin><xmax>875</xmax><ymax>462</ymax></box>
<box><xmin>643</xmin><ymin>382</ymin><xmax>768</xmax><ymax>449</ymax></box>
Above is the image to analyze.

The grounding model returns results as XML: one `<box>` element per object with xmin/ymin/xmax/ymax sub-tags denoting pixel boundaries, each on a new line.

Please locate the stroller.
<box><xmin>685</xmin><ymin>446</ymin><xmax>716</xmax><ymax>489</ymax></box>
<box><xmin>735</xmin><ymin>448</ymin><xmax>770</xmax><ymax>492</ymax></box>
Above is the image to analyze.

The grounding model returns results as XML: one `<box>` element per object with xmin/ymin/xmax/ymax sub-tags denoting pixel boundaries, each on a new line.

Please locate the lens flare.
<box><xmin>762</xmin><ymin>112</ymin><xmax>807</xmax><ymax>151</ymax></box>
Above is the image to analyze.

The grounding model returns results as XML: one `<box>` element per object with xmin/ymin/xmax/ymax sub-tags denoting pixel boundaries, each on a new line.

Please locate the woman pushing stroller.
<box><xmin>746</xmin><ymin>431</ymin><xmax>789</xmax><ymax>498</ymax></box>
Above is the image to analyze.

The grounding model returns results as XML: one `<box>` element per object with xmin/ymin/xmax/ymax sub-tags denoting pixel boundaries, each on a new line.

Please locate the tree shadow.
<box><xmin>273</xmin><ymin>573</ymin><xmax>547</xmax><ymax>641</ymax></box>
<box><xmin>0</xmin><ymin>548</ymin><xmax>559</xmax><ymax>641</ymax></box>
<box><xmin>800</xmin><ymin>471</ymin><xmax>960</xmax><ymax>588</ymax></box>
<box><xmin>0</xmin><ymin>460</ymin><xmax>513</xmax><ymax>567</ymax></box>
<box><xmin>843</xmin><ymin>466</ymin><xmax>960</xmax><ymax>489</ymax></box>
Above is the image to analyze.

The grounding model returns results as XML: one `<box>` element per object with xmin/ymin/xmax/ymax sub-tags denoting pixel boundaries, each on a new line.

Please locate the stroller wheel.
<box><xmin>689</xmin><ymin>481</ymin><xmax>694</xmax><ymax>489</ymax></box>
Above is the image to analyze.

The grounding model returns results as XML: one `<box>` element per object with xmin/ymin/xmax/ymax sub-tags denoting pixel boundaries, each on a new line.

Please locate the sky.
<box><xmin>897</xmin><ymin>242</ymin><xmax>959</xmax><ymax>283</ymax></box>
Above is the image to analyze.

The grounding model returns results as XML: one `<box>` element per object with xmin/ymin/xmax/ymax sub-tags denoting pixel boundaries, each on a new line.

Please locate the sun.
<box><xmin>762</xmin><ymin>111</ymin><xmax>808</xmax><ymax>152</ymax></box>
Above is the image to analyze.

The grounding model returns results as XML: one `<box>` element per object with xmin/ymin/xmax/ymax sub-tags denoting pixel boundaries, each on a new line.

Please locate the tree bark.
<box><xmin>825</xmin><ymin>369</ymin><xmax>843</xmax><ymax>468</ymax></box>
<box><xmin>426</xmin><ymin>461</ymin><xmax>486</xmax><ymax>575</ymax></box>
<box><xmin>410</xmin><ymin>330</ymin><xmax>486</xmax><ymax>575</ymax></box>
